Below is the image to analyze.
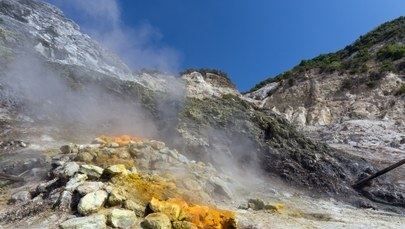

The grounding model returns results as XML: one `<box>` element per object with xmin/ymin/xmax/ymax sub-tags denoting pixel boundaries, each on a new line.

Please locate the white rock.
<box><xmin>109</xmin><ymin>208</ymin><xmax>137</xmax><ymax>229</ymax></box>
<box><xmin>77</xmin><ymin>190</ymin><xmax>108</xmax><ymax>215</ymax></box>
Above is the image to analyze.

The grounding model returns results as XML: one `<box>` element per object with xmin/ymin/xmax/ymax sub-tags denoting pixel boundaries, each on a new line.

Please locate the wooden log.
<box><xmin>352</xmin><ymin>158</ymin><xmax>405</xmax><ymax>189</ymax></box>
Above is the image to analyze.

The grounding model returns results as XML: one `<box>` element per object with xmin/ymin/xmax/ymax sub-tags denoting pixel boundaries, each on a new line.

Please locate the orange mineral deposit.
<box><xmin>99</xmin><ymin>134</ymin><xmax>148</xmax><ymax>146</ymax></box>
<box><xmin>151</xmin><ymin>198</ymin><xmax>236</xmax><ymax>229</ymax></box>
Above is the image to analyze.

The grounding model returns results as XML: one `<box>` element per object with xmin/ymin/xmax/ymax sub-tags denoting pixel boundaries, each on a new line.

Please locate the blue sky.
<box><xmin>46</xmin><ymin>0</ymin><xmax>405</xmax><ymax>92</ymax></box>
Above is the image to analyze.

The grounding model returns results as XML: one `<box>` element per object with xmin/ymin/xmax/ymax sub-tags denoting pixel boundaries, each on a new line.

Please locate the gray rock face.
<box><xmin>0</xmin><ymin>0</ymin><xmax>132</xmax><ymax>79</ymax></box>
<box><xmin>77</xmin><ymin>190</ymin><xmax>108</xmax><ymax>215</ymax></box>
<box><xmin>250</xmin><ymin>73</ymin><xmax>405</xmax><ymax>127</ymax></box>
<box><xmin>59</xmin><ymin>214</ymin><xmax>107</xmax><ymax>229</ymax></box>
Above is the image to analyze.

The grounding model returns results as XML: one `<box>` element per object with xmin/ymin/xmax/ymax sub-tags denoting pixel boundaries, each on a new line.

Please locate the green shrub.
<box><xmin>379</xmin><ymin>61</ymin><xmax>396</xmax><ymax>73</ymax></box>
<box><xmin>377</xmin><ymin>44</ymin><xmax>405</xmax><ymax>61</ymax></box>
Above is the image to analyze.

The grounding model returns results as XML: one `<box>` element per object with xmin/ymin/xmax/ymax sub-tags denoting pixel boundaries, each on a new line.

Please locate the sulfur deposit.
<box><xmin>0</xmin><ymin>136</ymin><xmax>238</xmax><ymax>228</ymax></box>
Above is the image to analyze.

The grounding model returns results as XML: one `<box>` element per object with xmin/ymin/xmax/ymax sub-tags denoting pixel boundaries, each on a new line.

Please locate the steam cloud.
<box><xmin>47</xmin><ymin>0</ymin><xmax>182</xmax><ymax>72</ymax></box>
<box><xmin>1</xmin><ymin>55</ymin><xmax>158</xmax><ymax>141</ymax></box>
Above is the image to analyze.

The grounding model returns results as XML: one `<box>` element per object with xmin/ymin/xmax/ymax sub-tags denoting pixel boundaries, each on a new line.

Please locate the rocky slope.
<box><xmin>0</xmin><ymin>1</ymin><xmax>404</xmax><ymax>228</ymax></box>
<box><xmin>246</xmin><ymin>16</ymin><xmax>405</xmax><ymax>209</ymax></box>
<box><xmin>0</xmin><ymin>0</ymin><xmax>131</xmax><ymax>78</ymax></box>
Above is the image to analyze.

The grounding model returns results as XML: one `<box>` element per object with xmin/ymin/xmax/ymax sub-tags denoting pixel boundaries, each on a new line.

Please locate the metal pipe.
<box><xmin>352</xmin><ymin>158</ymin><xmax>405</xmax><ymax>189</ymax></box>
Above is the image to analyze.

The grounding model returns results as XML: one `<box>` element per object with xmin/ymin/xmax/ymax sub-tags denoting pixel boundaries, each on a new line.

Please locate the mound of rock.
<box><xmin>1</xmin><ymin>135</ymin><xmax>238</xmax><ymax>229</ymax></box>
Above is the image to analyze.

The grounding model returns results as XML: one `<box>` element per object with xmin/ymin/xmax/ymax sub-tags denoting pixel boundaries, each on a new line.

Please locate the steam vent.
<box><xmin>0</xmin><ymin>0</ymin><xmax>405</xmax><ymax>228</ymax></box>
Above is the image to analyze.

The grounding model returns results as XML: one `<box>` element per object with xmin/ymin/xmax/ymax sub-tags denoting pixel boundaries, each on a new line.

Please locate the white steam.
<box><xmin>2</xmin><ymin>55</ymin><xmax>158</xmax><ymax>141</ymax></box>
<box><xmin>47</xmin><ymin>0</ymin><xmax>181</xmax><ymax>72</ymax></box>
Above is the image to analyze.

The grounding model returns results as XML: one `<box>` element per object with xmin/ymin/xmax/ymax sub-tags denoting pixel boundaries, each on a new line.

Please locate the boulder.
<box><xmin>109</xmin><ymin>208</ymin><xmax>137</xmax><ymax>228</ymax></box>
<box><xmin>142</xmin><ymin>213</ymin><xmax>171</xmax><ymax>229</ymax></box>
<box><xmin>53</xmin><ymin>162</ymin><xmax>80</xmax><ymax>179</ymax></box>
<box><xmin>59</xmin><ymin>214</ymin><xmax>106</xmax><ymax>229</ymax></box>
<box><xmin>107</xmin><ymin>187</ymin><xmax>127</xmax><ymax>206</ymax></box>
<box><xmin>65</xmin><ymin>174</ymin><xmax>88</xmax><ymax>192</ymax></box>
<box><xmin>76</xmin><ymin>182</ymin><xmax>104</xmax><ymax>196</ymax></box>
<box><xmin>104</xmin><ymin>164</ymin><xmax>128</xmax><ymax>176</ymax></box>
<box><xmin>64</xmin><ymin>162</ymin><xmax>80</xmax><ymax>176</ymax></box>
<box><xmin>77</xmin><ymin>190</ymin><xmax>108</xmax><ymax>215</ymax></box>
<box><xmin>79</xmin><ymin>164</ymin><xmax>104</xmax><ymax>179</ymax></box>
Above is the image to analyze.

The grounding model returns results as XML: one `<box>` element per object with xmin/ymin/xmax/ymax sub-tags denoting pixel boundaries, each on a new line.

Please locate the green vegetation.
<box><xmin>377</xmin><ymin>44</ymin><xmax>405</xmax><ymax>60</ymax></box>
<box><xmin>379</xmin><ymin>61</ymin><xmax>396</xmax><ymax>73</ymax></box>
<box><xmin>180</xmin><ymin>68</ymin><xmax>229</xmax><ymax>79</ymax></box>
<box><xmin>247</xmin><ymin>16</ymin><xmax>405</xmax><ymax>93</ymax></box>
